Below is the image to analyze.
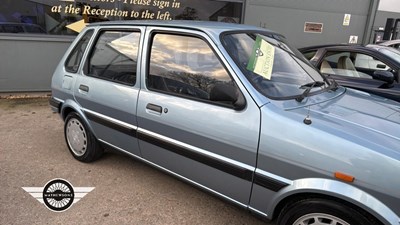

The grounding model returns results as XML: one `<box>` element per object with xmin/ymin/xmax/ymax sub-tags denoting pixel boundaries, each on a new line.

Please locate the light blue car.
<box><xmin>50</xmin><ymin>21</ymin><xmax>400</xmax><ymax>225</ymax></box>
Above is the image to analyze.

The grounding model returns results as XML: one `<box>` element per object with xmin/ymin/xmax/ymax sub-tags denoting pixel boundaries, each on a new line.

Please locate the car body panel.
<box><xmin>379</xmin><ymin>39</ymin><xmax>400</xmax><ymax>50</ymax></box>
<box><xmin>135</xmin><ymin>26</ymin><xmax>261</xmax><ymax>205</ymax></box>
<box><xmin>51</xmin><ymin>21</ymin><xmax>400</xmax><ymax>225</ymax></box>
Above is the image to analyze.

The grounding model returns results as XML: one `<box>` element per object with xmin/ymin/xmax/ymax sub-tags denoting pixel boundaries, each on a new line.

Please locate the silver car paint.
<box><xmin>50</xmin><ymin>21</ymin><xmax>400</xmax><ymax>225</ymax></box>
<box><xmin>135</xmin><ymin>26</ymin><xmax>260</xmax><ymax>205</ymax></box>
<box><xmin>251</xmin><ymin>89</ymin><xmax>400</xmax><ymax>224</ymax></box>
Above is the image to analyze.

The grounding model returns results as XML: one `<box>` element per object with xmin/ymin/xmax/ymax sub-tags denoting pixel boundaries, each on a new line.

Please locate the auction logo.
<box><xmin>22</xmin><ymin>178</ymin><xmax>94</xmax><ymax>212</ymax></box>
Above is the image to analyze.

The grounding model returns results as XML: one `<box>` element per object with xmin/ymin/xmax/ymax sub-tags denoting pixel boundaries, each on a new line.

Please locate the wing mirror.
<box><xmin>209</xmin><ymin>83</ymin><xmax>246</xmax><ymax>110</ymax></box>
<box><xmin>372</xmin><ymin>70</ymin><xmax>395</xmax><ymax>84</ymax></box>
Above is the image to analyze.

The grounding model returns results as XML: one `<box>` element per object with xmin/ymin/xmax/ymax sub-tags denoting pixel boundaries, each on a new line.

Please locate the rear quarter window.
<box><xmin>65</xmin><ymin>30</ymin><xmax>94</xmax><ymax>73</ymax></box>
<box><xmin>302</xmin><ymin>50</ymin><xmax>317</xmax><ymax>60</ymax></box>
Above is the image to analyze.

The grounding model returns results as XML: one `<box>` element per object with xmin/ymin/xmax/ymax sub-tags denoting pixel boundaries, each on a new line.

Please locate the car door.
<box><xmin>318</xmin><ymin>50</ymin><xmax>397</xmax><ymax>96</ymax></box>
<box><xmin>73</xmin><ymin>27</ymin><xmax>144</xmax><ymax>156</ymax></box>
<box><xmin>136</xmin><ymin>27</ymin><xmax>261</xmax><ymax>205</ymax></box>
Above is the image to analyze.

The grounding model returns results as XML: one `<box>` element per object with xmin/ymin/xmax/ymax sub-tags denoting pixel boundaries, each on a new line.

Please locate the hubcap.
<box><xmin>66</xmin><ymin>118</ymin><xmax>87</xmax><ymax>157</ymax></box>
<box><xmin>293</xmin><ymin>213</ymin><xmax>350</xmax><ymax>225</ymax></box>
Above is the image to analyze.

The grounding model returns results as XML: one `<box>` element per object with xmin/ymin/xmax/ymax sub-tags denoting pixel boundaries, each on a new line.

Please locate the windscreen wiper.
<box><xmin>295</xmin><ymin>81</ymin><xmax>326</xmax><ymax>102</ymax></box>
<box><xmin>329</xmin><ymin>78</ymin><xmax>339</xmax><ymax>91</ymax></box>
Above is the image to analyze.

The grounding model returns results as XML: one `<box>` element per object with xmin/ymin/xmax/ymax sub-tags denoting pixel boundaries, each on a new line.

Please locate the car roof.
<box><xmin>379</xmin><ymin>39</ymin><xmax>400</xmax><ymax>46</ymax></box>
<box><xmin>87</xmin><ymin>20</ymin><xmax>280</xmax><ymax>38</ymax></box>
<box><xmin>298</xmin><ymin>44</ymin><xmax>369</xmax><ymax>52</ymax></box>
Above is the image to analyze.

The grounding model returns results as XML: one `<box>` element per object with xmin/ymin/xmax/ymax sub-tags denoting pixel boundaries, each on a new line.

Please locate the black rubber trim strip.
<box><xmin>49</xmin><ymin>97</ymin><xmax>62</xmax><ymax>111</ymax></box>
<box><xmin>82</xmin><ymin>113</ymin><xmax>286</xmax><ymax>192</ymax></box>
<box><xmin>84</xmin><ymin>111</ymin><xmax>137</xmax><ymax>137</ymax></box>
<box><xmin>253</xmin><ymin>172</ymin><xmax>289</xmax><ymax>192</ymax></box>
<box><xmin>137</xmin><ymin>131</ymin><xmax>254</xmax><ymax>182</ymax></box>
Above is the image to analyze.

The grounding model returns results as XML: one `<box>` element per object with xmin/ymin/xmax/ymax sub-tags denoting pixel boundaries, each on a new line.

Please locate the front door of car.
<box><xmin>136</xmin><ymin>28</ymin><xmax>260</xmax><ymax>205</ymax></box>
<box><xmin>74</xmin><ymin>28</ymin><xmax>144</xmax><ymax>156</ymax></box>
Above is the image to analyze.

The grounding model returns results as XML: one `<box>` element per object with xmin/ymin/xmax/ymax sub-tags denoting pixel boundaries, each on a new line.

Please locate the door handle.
<box><xmin>146</xmin><ymin>103</ymin><xmax>162</xmax><ymax>113</ymax></box>
<box><xmin>79</xmin><ymin>84</ymin><xmax>89</xmax><ymax>92</ymax></box>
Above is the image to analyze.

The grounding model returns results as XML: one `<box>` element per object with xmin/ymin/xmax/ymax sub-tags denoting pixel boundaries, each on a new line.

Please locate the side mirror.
<box><xmin>209</xmin><ymin>83</ymin><xmax>246</xmax><ymax>110</ymax></box>
<box><xmin>372</xmin><ymin>70</ymin><xmax>395</xmax><ymax>84</ymax></box>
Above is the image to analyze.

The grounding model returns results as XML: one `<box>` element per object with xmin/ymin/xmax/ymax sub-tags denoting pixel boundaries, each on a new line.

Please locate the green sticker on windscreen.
<box><xmin>247</xmin><ymin>36</ymin><xmax>275</xmax><ymax>80</ymax></box>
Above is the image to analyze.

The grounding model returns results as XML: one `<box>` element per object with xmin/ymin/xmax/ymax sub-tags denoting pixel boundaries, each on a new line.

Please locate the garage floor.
<box><xmin>0</xmin><ymin>98</ymin><xmax>272</xmax><ymax>225</ymax></box>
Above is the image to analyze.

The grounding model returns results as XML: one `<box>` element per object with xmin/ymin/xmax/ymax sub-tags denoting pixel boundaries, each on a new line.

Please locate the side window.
<box><xmin>148</xmin><ymin>33</ymin><xmax>236</xmax><ymax>105</ymax></box>
<box><xmin>354</xmin><ymin>53</ymin><xmax>389</xmax><ymax>71</ymax></box>
<box><xmin>321</xmin><ymin>52</ymin><xmax>375</xmax><ymax>78</ymax></box>
<box><xmin>302</xmin><ymin>50</ymin><xmax>317</xmax><ymax>60</ymax></box>
<box><xmin>65</xmin><ymin>30</ymin><xmax>94</xmax><ymax>73</ymax></box>
<box><xmin>86</xmin><ymin>30</ymin><xmax>140</xmax><ymax>86</ymax></box>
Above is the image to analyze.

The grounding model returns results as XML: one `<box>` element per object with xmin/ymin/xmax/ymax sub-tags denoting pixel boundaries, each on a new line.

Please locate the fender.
<box><xmin>60</xmin><ymin>99</ymin><xmax>98</xmax><ymax>139</ymax></box>
<box><xmin>267</xmin><ymin>178</ymin><xmax>399</xmax><ymax>225</ymax></box>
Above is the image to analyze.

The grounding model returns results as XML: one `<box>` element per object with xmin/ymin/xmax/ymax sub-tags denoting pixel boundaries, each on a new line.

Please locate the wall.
<box><xmin>0</xmin><ymin>0</ymin><xmax>381</xmax><ymax>92</ymax></box>
<box><xmin>373</xmin><ymin>10</ymin><xmax>400</xmax><ymax>30</ymax></box>
<box><xmin>244</xmin><ymin>0</ymin><xmax>377</xmax><ymax>48</ymax></box>
<box><xmin>0</xmin><ymin>35</ymin><xmax>73</xmax><ymax>92</ymax></box>
<box><xmin>372</xmin><ymin>8</ymin><xmax>400</xmax><ymax>42</ymax></box>
<box><xmin>378</xmin><ymin>0</ymin><xmax>400</xmax><ymax>12</ymax></box>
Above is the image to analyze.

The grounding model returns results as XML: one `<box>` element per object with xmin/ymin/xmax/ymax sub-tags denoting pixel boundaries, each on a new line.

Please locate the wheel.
<box><xmin>277</xmin><ymin>198</ymin><xmax>381</xmax><ymax>225</ymax></box>
<box><xmin>64</xmin><ymin>112</ymin><xmax>103</xmax><ymax>162</ymax></box>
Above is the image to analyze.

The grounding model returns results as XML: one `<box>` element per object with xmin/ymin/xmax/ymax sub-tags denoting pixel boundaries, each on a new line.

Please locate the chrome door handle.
<box><xmin>79</xmin><ymin>84</ymin><xmax>89</xmax><ymax>92</ymax></box>
<box><xmin>146</xmin><ymin>103</ymin><xmax>162</xmax><ymax>113</ymax></box>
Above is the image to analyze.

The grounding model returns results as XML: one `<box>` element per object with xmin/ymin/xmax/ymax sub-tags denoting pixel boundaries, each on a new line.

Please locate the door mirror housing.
<box><xmin>372</xmin><ymin>70</ymin><xmax>395</xmax><ymax>84</ymax></box>
<box><xmin>210</xmin><ymin>83</ymin><xmax>246</xmax><ymax>110</ymax></box>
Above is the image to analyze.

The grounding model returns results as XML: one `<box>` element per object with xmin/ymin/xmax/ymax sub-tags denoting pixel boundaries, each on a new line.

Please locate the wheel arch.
<box><xmin>60</xmin><ymin>100</ymin><xmax>97</xmax><ymax>138</ymax></box>
<box><xmin>267</xmin><ymin>178</ymin><xmax>398</xmax><ymax>225</ymax></box>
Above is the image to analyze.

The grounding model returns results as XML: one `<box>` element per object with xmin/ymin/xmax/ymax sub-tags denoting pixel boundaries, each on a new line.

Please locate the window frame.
<box><xmin>83</xmin><ymin>28</ymin><xmax>141</xmax><ymax>87</ymax></box>
<box><xmin>146</xmin><ymin>30</ymin><xmax>245</xmax><ymax>109</ymax></box>
<box><xmin>220</xmin><ymin>30</ymin><xmax>332</xmax><ymax>101</ymax></box>
<box><xmin>64</xmin><ymin>29</ymin><xmax>94</xmax><ymax>73</ymax></box>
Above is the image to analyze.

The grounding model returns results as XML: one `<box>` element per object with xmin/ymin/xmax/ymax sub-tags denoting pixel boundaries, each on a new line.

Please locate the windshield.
<box><xmin>222</xmin><ymin>32</ymin><xmax>329</xmax><ymax>100</ymax></box>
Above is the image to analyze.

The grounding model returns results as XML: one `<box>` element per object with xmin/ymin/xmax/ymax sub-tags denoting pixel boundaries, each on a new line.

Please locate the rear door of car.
<box><xmin>136</xmin><ymin>27</ymin><xmax>261</xmax><ymax>205</ymax></box>
<box><xmin>73</xmin><ymin>26</ymin><xmax>144</xmax><ymax>156</ymax></box>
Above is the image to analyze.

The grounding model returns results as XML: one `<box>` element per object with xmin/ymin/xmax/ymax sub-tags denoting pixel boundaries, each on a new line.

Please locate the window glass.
<box><xmin>148</xmin><ymin>33</ymin><xmax>235</xmax><ymax>103</ymax></box>
<box><xmin>378</xmin><ymin>48</ymin><xmax>400</xmax><ymax>64</ymax></box>
<box><xmin>0</xmin><ymin>0</ymin><xmax>243</xmax><ymax>35</ymax></box>
<box><xmin>322</xmin><ymin>51</ymin><xmax>390</xmax><ymax>78</ymax></box>
<box><xmin>302</xmin><ymin>51</ymin><xmax>317</xmax><ymax>60</ymax></box>
<box><xmin>222</xmin><ymin>33</ymin><xmax>327</xmax><ymax>99</ymax></box>
<box><xmin>65</xmin><ymin>29</ymin><xmax>94</xmax><ymax>73</ymax></box>
<box><xmin>354</xmin><ymin>53</ymin><xmax>389</xmax><ymax>71</ymax></box>
<box><xmin>86</xmin><ymin>30</ymin><xmax>140</xmax><ymax>86</ymax></box>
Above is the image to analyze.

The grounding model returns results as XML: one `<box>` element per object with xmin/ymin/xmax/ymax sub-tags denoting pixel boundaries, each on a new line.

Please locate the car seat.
<box><xmin>320</xmin><ymin>60</ymin><xmax>335</xmax><ymax>74</ymax></box>
<box><xmin>337</xmin><ymin>56</ymin><xmax>360</xmax><ymax>77</ymax></box>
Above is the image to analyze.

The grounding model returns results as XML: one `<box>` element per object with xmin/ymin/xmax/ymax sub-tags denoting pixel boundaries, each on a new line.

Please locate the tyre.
<box><xmin>64</xmin><ymin>112</ymin><xmax>103</xmax><ymax>162</ymax></box>
<box><xmin>277</xmin><ymin>198</ymin><xmax>381</xmax><ymax>225</ymax></box>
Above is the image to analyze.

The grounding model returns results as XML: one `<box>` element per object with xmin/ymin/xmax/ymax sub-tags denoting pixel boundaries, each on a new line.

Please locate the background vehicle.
<box><xmin>300</xmin><ymin>44</ymin><xmax>400</xmax><ymax>102</ymax></box>
<box><xmin>0</xmin><ymin>22</ymin><xmax>46</xmax><ymax>34</ymax></box>
<box><xmin>51</xmin><ymin>21</ymin><xmax>400</xmax><ymax>225</ymax></box>
<box><xmin>379</xmin><ymin>39</ymin><xmax>400</xmax><ymax>50</ymax></box>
